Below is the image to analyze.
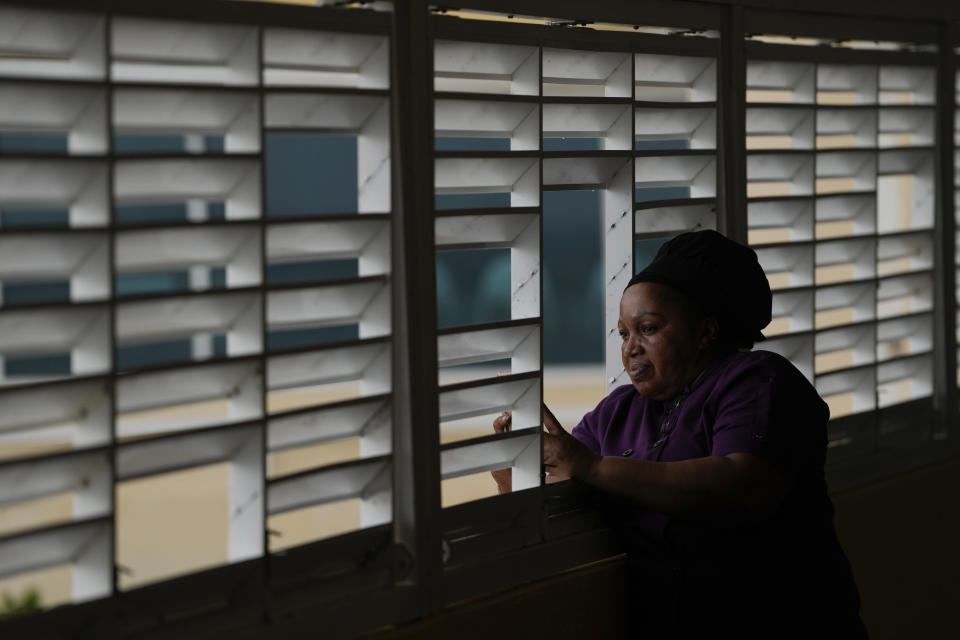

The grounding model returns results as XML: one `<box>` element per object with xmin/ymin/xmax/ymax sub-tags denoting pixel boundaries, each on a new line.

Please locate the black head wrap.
<box><xmin>626</xmin><ymin>230</ymin><xmax>771</xmax><ymax>349</ymax></box>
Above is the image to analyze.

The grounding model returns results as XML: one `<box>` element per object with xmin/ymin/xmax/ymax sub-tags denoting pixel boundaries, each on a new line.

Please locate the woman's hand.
<box><xmin>542</xmin><ymin>405</ymin><xmax>599</xmax><ymax>481</ymax></box>
<box><xmin>490</xmin><ymin>411</ymin><xmax>512</xmax><ymax>493</ymax></box>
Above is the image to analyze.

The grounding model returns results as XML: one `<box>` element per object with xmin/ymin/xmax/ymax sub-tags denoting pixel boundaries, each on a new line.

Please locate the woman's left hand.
<box><xmin>542</xmin><ymin>405</ymin><xmax>600</xmax><ymax>481</ymax></box>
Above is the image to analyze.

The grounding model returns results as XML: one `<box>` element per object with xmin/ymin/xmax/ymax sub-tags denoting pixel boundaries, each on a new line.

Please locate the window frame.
<box><xmin>0</xmin><ymin>1</ymin><xmax>958</xmax><ymax>638</ymax></box>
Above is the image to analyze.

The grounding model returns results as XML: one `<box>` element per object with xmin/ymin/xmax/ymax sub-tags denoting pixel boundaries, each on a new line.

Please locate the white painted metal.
<box><xmin>262</xmin><ymin>28</ymin><xmax>388</xmax><ymax>89</ymax></box>
<box><xmin>877</xmin><ymin>314</ymin><xmax>933</xmax><ymax>361</ymax></box>
<box><xmin>746</xmin><ymin>154</ymin><xmax>814</xmax><ymax>195</ymax></box>
<box><xmin>510</xmin><ymin>213</ymin><xmax>540</xmax><ymax>320</ymax></box>
<box><xmin>265</xmin><ymin>94</ymin><xmax>387</xmax><ymax>132</ymax></box>
<box><xmin>114</xmin><ymin>89</ymin><xmax>260</xmax><ymax>153</ymax></box>
<box><xmin>769</xmin><ymin>290</ymin><xmax>814</xmax><ymax>335</ymax></box>
<box><xmin>635</xmin><ymin>154</ymin><xmax>716</xmax><ymax>196</ymax></box>
<box><xmin>877</xmin><ymin>233</ymin><xmax>933</xmax><ymax>275</ymax></box>
<box><xmin>228</xmin><ymin>430</ymin><xmax>263</xmax><ymax>561</ymax></box>
<box><xmin>0</xmin><ymin>379</ymin><xmax>109</xmax><ymax>449</ymax></box>
<box><xmin>0</xmin><ymin>520</ymin><xmax>110</xmax><ymax>590</ymax></box>
<box><xmin>436</xmin><ymin>100</ymin><xmax>539</xmax><ymax>150</ymax></box>
<box><xmin>635</xmin><ymin>203</ymin><xmax>716</xmax><ymax>235</ymax></box>
<box><xmin>358</xmin><ymin>99</ymin><xmax>392</xmax><ymax>213</ymax></box>
<box><xmin>755</xmin><ymin>244</ymin><xmax>815</xmax><ymax>289</ymax></box>
<box><xmin>542</xmin><ymin>49</ymin><xmax>631</xmax><ymax>97</ymax></box>
<box><xmin>635</xmin><ymin>54</ymin><xmax>717</xmax><ymax>102</ymax></box>
<box><xmin>878</xmin><ymin>108</ymin><xmax>935</xmax><ymax>148</ymax></box>
<box><xmin>877</xmin><ymin>273</ymin><xmax>934</xmax><ymax>319</ymax></box>
<box><xmin>604</xmin><ymin>162</ymin><xmax>634</xmax><ymax>392</ymax></box>
<box><xmin>111</xmin><ymin>17</ymin><xmax>258</xmax><ymax>86</ymax></box>
<box><xmin>817</xmin><ymin>64</ymin><xmax>877</xmax><ymax>104</ymax></box>
<box><xmin>748</xmin><ymin>199</ymin><xmax>815</xmax><ymax>243</ymax></box>
<box><xmin>116</xmin><ymin>360</ymin><xmax>262</xmax><ymax>437</ymax></box>
<box><xmin>815</xmin><ymin>194</ymin><xmax>876</xmax><ymax>237</ymax></box>
<box><xmin>817</xmin><ymin>109</ymin><xmax>878</xmax><ymax>148</ymax></box>
<box><xmin>815</xmin><ymin>237</ymin><xmax>876</xmax><ymax>282</ymax></box>
<box><xmin>0</xmin><ymin>305</ymin><xmax>109</xmax><ymax>376</ymax></box>
<box><xmin>0</xmin><ymin>1</ymin><xmax>402</xmax><ymax>611</ymax></box>
<box><xmin>267</xmin><ymin>457</ymin><xmax>391</xmax><ymax>515</ymax></box>
<box><xmin>116</xmin><ymin>291</ymin><xmax>262</xmax><ymax>352</ymax></box>
<box><xmin>747</xmin><ymin>108</ymin><xmax>814</xmax><ymax>149</ymax></box>
<box><xmin>116</xmin><ymin>424</ymin><xmax>258</xmax><ymax>480</ymax></box>
<box><xmin>0</xmin><ymin>7</ymin><xmax>105</xmax><ymax>81</ymax></box>
<box><xmin>877</xmin><ymin>353</ymin><xmax>933</xmax><ymax>406</ymax></box>
<box><xmin>543</xmin><ymin>156</ymin><xmax>630</xmax><ymax>188</ymax></box>
<box><xmin>815</xmin><ymin>367</ymin><xmax>877</xmax><ymax>414</ymax></box>
<box><xmin>746</xmin><ymin>60</ymin><xmax>815</xmax><ymax>103</ymax></box>
<box><xmin>435</xmin><ymin>157</ymin><xmax>540</xmax><ymax>201</ymax></box>
<box><xmin>879</xmin><ymin>66</ymin><xmax>936</xmax><ymax>105</ymax></box>
<box><xmin>0</xmin><ymin>83</ymin><xmax>107</xmax><ymax>153</ymax></box>
<box><xmin>116</xmin><ymin>226</ymin><xmax>262</xmax><ymax>286</ymax></box>
<box><xmin>439</xmin><ymin>431</ymin><xmax>539</xmax><ymax>480</ymax></box>
<box><xmin>635</xmin><ymin>107</ymin><xmax>716</xmax><ymax>149</ymax></box>
<box><xmin>358</xmin><ymin>458</ymin><xmax>392</xmax><ymax>526</ymax></box>
<box><xmin>439</xmin><ymin>376</ymin><xmax>540</xmax><ymax>429</ymax></box>
<box><xmin>816</xmin><ymin>282</ymin><xmax>877</xmax><ymax>327</ymax></box>
<box><xmin>268</xmin><ymin>217</ymin><xmax>390</xmax><ymax>265</ymax></box>
<box><xmin>877</xmin><ymin>149</ymin><xmax>931</xmax><ymax>175</ymax></box>
<box><xmin>114</xmin><ymin>159</ymin><xmax>261</xmax><ymax>220</ymax></box>
<box><xmin>0</xmin><ymin>233</ymin><xmax>109</xmax><ymax>302</ymax></box>
<box><xmin>0</xmin><ymin>450</ymin><xmax>110</xmax><ymax>517</ymax></box>
<box><xmin>267</xmin><ymin>396</ymin><xmax>390</xmax><ymax>452</ymax></box>
<box><xmin>434</xmin><ymin>40</ymin><xmax>538</xmax><ymax>95</ymax></box>
<box><xmin>815</xmin><ymin>325</ymin><xmax>877</xmax><ymax>373</ymax></box>
<box><xmin>435</xmin><ymin>212</ymin><xmax>537</xmax><ymax>248</ymax></box>
<box><xmin>437</xmin><ymin>323</ymin><xmax>539</xmax><ymax>370</ymax></box>
<box><xmin>0</xmin><ymin>160</ymin><xmax>108</xmax><ymax>226</ymax></box>
<box><xmin>816</xmin><ymin>151</ymin><xmax>877</xmax><ymax>193</ymax></box>
<box><xmin>267</xmin><ymin>340</ymin><xmax>390</xmax><ymax>392</ymax></box>
<box><xmin>267</xmin><ymin>279</ymin><xmax>390</xmax><ymax>334</ymax></box>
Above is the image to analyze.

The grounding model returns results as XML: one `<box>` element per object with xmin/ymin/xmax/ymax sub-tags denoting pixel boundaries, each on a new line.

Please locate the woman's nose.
<box><xmin>624</xmin><ymin>335</ymin><xmax>643</xmax><ymax>355</ymax></box>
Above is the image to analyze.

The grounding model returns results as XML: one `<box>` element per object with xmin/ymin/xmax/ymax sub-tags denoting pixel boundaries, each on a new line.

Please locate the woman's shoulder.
<box><xmin>714</xmin><ymin>349</ymin><xmax>809</xmax><ymax>385</ymax></box>
<box><xmin>707</xmin><ymin>348</ymin><xmax>828</xmax><ymax>419</ymax></box>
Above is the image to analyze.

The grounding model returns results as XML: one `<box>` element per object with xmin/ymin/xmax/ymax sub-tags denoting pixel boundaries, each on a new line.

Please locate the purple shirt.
<box><xmin>570</xmin><ymin>350</ymin><xmax>865</xmax><ymax>634</ymax></box>
<box><xmin>571</xmin><ymin>349</ymin><xmax>829</xmax><ymax>538</ymax></box>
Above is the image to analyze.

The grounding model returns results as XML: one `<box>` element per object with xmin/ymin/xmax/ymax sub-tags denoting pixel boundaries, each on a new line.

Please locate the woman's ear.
<box><xmin>699</xmin><ymin>317</ymin><xmax>719</xmax><ymax>350</ymax></box>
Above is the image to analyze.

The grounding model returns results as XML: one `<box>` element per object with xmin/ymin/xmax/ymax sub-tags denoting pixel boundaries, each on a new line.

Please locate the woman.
<box><xmin>493</xmin><ymin>230</ymin><xmax>867</xmax><ymax>637</ymax></box>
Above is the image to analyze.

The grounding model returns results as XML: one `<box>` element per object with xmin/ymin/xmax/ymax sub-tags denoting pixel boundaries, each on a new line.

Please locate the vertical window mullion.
<box><xmin>935</xmin><ymin>22</ymin><xmax>958</xmax><ymax>440</ymax></box>
<box><xmin>392</xmin><ymin>0</ymin><xmax>444</xmax><ymax>618</ymax></box>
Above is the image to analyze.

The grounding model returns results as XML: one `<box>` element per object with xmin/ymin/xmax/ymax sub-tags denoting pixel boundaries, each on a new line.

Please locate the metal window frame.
<box><xmin>1</xmin><ymin>1</ymin><xmax>959</xmax><ymax>638</ymax></box>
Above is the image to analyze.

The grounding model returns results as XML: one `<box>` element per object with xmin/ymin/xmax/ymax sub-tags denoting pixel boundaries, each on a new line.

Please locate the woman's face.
<box><xmin>618</xmin><ymin>282</ymin><xmax>708</xmax><ymax>401</ymax></box>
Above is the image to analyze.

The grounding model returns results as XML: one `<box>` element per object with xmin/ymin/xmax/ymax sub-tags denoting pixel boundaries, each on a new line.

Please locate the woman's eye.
<box><xmin>640</xmin><ymin>325</ymin><xmax>657</xmax><ymax>335</ymax></box>
<box><xmin>618</xmin><ymin>330</ymin><xmax>629</xmax><ymax>340</ymax></box>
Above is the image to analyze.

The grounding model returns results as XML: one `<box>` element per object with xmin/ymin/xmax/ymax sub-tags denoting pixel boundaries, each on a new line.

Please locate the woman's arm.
<box><xmin>542</xmin><ymin>408</ymin><xmax>786</xmax><ymax>522</ymax></box>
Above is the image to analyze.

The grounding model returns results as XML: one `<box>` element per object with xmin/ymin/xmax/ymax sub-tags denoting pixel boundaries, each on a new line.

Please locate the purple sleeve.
<box><xmin>709</xmin><ymin>355</ymin><xmax>826</xmax><ymax>475</ymax></box>
<box><xmin>569</xmin><ymin>385</ymin><xmax>635</xmax><ymax>455</ymax></box>
<box><xmin>571</xmin><ymin>409</ymin><xmax>602</xmax><ymax>453</ymax></box>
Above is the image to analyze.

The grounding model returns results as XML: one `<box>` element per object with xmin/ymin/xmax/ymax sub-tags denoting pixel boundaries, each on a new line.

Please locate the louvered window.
<box><xmin>0</xmin><ymin>1</ymin><xmax>957</xmax><ymax>636</ymax></box>
<box><xmin>744</xmin><ymin>21</ymin><xmax>939</xmax><ymax>456</ymax></box>
<box><xmin>0</xmin><ymin>2</ymin><xmax>395</xmax><ymax>621</ymax></box>
<box><xmin>426</xmin><ymin>6</ymin><xmax>722</xmax><ymax>598</ymax></box>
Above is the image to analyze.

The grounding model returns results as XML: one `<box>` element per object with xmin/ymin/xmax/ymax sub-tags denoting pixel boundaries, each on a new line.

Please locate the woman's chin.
<box><xmin>630</xmin><ymin>379</ymin><xmax>655</xmax><ymax>397</ymax></box>
<box><xmin>631</xmin><ymin>379</ymin><xmax>671</xmax><ymax>400</ymax></box>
